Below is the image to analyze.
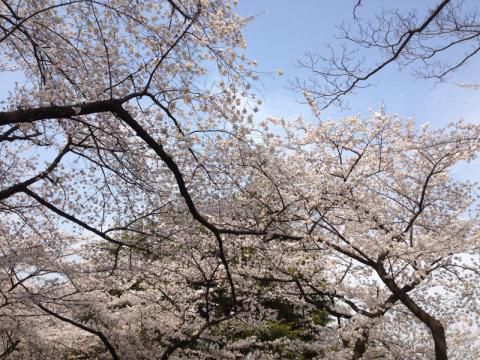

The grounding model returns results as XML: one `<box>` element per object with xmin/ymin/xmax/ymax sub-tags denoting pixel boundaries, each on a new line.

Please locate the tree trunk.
<box><xmin>376</xmin><ymin>265</ymin><xmax>448</xmax><ymax>359</ymax></box>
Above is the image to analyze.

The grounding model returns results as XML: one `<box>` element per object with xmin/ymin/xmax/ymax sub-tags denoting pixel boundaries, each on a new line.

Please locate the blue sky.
<box><xmin>236</xmin><ymin>0</ymin><xmax>480</xmax><ymax>126</ymax></box>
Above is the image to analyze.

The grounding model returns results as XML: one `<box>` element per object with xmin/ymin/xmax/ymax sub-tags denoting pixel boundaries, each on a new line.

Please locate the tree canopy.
<box><xmin>0</xmin><ymin>1</ymin><xmax>479</xmax><ymax>359</ymax></box>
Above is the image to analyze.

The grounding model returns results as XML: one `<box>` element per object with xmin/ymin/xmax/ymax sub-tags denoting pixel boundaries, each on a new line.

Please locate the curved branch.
<box><xmin>37</xmin><ymin>303</ymin><xmax>119</xmax><ymax>360</ymax></box>
<box><xmin>0</xmin><ymin>137</ymin><xmax>71</xmax><ymax>201</ymax></box>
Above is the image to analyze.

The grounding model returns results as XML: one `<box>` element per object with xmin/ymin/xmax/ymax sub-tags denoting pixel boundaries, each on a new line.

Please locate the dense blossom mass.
<box><xmin>0</xmin><ymin>1</ymin><xmax>479</xmax><ymax>359</ymax></box>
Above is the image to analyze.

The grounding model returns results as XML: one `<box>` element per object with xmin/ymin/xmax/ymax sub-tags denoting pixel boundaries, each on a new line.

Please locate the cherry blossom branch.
<box><xmin>295</xmin><ymin>0</ymin><xmax>453</xmax><ymax>109</ymax></box>
<box><xmin>0</xmin><ymin>137</ymin><xmax>71</xmax><ymax>201</ymax></box>
<box><xmin>37</xmin><ymin>303</ymin><xmax>119</xmax><ymax>360</ymax></box>
<box><xmin>23</xmin><ymin>188</ymin><xmax>147</xmax><ymax>252</ymax></box>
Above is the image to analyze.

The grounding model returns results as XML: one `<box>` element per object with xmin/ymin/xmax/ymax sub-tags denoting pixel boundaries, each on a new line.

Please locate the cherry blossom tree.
<box><xmin>1</xmin><ymin>1</ymin><xmax>480</xmax><ymax>359</ymax></box>
<box><xmin>248</xmin><ymin>110</ymin><xmax>480</xmax><ymax>359</ymax></box>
